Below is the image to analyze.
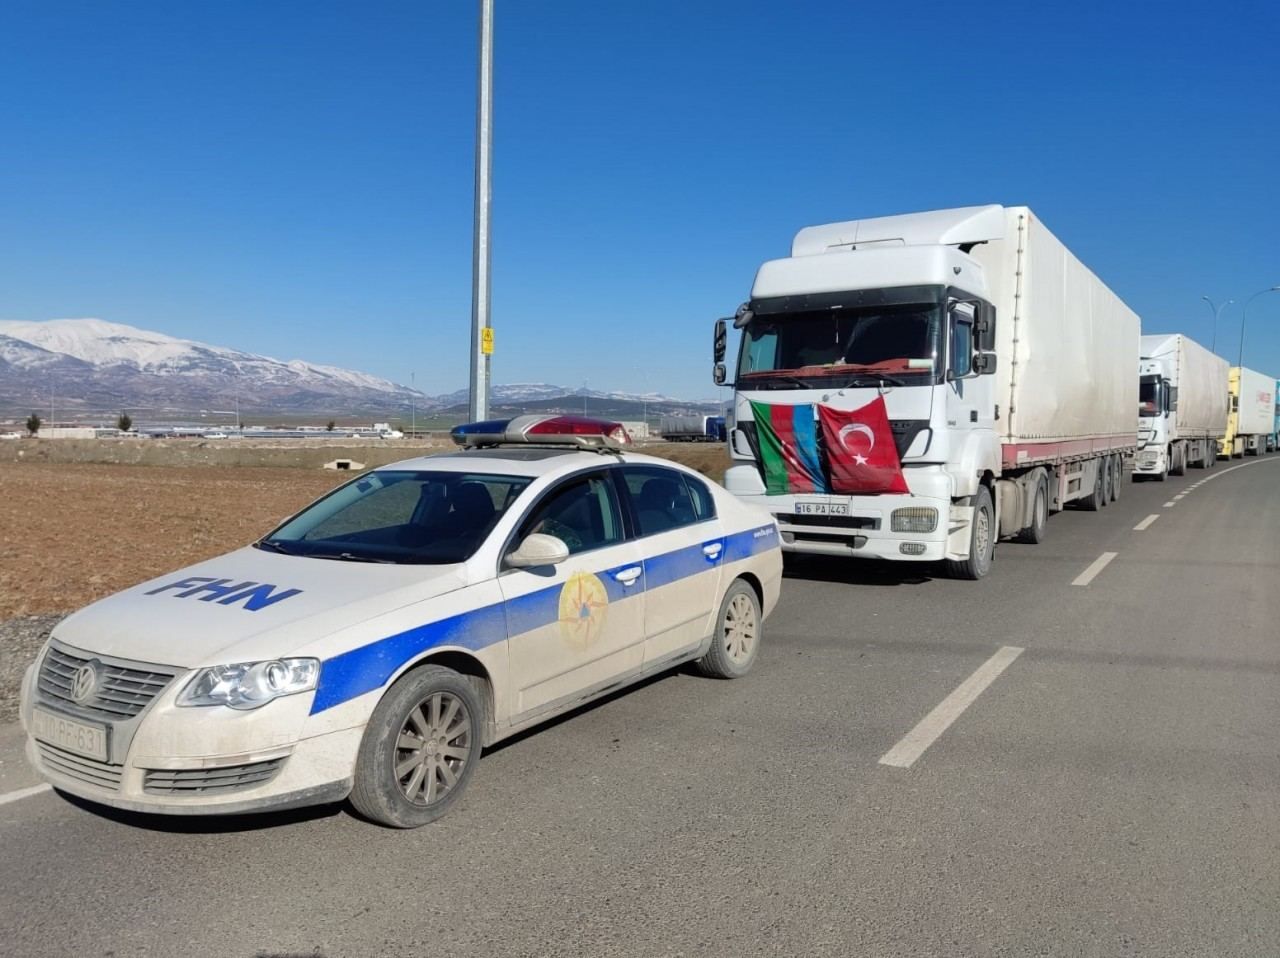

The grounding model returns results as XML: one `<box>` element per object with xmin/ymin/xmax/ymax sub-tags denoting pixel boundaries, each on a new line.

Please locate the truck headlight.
<box><xmin>891</xmin><ymin>507</ymin><xmax>938</xmax><ymax>533</ymax></box>
<box><xmin>177</xmin><ymin>658</ymin><xmax>320</xmax><ymax>710</ymax></box>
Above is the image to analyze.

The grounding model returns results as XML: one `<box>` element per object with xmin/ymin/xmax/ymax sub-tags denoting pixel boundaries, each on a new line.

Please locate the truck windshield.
<box><xmin>1139</xmin><ymin>377</ymin><xmax>1161</xmax><ymax>417</ymax></box>
<box><xmin>257</xmin><ymin>470</ymin><xmax>532</xmax><ymax>565</ymax></box>
<box><xmin>737</xmin><ymin>302</ymin><xmax>942</xmax><ymax>388</ymax></box>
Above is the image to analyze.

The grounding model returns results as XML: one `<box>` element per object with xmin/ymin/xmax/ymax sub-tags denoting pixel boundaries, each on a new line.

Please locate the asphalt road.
<box><xmin>1</xmin><ymin>456</ymin><xmax>1278</xmax><ymax>958</ymax></box>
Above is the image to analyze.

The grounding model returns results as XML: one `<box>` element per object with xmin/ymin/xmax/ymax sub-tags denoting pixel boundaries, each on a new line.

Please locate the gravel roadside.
<box><xmin>0</xmin><ymin>613</ymin><xmax>64</xmax><ymax>723</ymax></box>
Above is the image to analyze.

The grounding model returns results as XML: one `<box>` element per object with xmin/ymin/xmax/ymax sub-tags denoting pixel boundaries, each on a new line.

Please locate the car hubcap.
<box><xmin>395</xmin><ymin>691</ymin><xmax>472</xmax><ymax>806</ymax></box>
<box><xmin>723</xmin><ymin>594</ymin><xmax>757</xmax><ymax>662</ymax></box>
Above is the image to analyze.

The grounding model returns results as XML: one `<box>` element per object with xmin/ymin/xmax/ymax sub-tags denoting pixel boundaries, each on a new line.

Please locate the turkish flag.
<box><xmin>817</xmin><ymin>397</ymin><xmax>909</xmax><ymax>494</ymax></box>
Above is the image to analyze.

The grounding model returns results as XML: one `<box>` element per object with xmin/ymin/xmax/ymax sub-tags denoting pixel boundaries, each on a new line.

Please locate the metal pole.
<box><xmin>1202</xmin><ymin>296</ymin><xmax>1232</xmax><ymax>355</ymax></box>
<box><xmin>411</xmin><ymin>371</ymin><xmax>416</xmax><ymax>436</ymax></box>
<box><xmin>1239</xmin><ymin>287</ymin><xmax>1280</xmax><ymax>369</ymax></box>
<box><xmin>468</xmin><ymin>0</ymin><xmax>495</xmax><ymax>422</ymax></box>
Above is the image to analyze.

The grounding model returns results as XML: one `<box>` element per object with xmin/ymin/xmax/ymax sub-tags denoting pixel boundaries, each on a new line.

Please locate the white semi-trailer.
<box><xmin>1220</xmin><ymin>366</ymin><xmax>1276</xmax><ymax>457</ymax></box>
<box><xmin>712</xmin><ymin>205</ymin><xmax>1139</xmax><ymax>580</ymax></box>
<box><xmin>1134</xmin><ymin>334</ymin><xmax>1229</xmax><ymax>479</ymax></box>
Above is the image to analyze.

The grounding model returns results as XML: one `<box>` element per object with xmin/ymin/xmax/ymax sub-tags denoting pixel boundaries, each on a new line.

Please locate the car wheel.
<box><xmin>696</xmin><ymin>579</ymin><xmax>762</xmax><ymax>679</ymax></box>
<box><xmin>946</xmin><ymin>485</ymin><xmax>994</xmax><ymax>579</ymax></box>
<box><xmin>350</xmin><ymin>665</ymin><xmax>482</xmax><ymax>828</ymax></box>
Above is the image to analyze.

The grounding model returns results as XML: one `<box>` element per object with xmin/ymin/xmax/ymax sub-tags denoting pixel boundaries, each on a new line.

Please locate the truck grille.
<box><xmin>143</xmin><ymin>758</ymin><xmax>286</xmax><ymax>796</ymax></box>
<box><xmin>38</xmin><ymin>643</ymin><xmax>179</xmax><ymax>720</ymax></box>
<box><xmin>36</xmin><ymin>741</ymin><xmax>124</xmax><ymax>791</ymax></box>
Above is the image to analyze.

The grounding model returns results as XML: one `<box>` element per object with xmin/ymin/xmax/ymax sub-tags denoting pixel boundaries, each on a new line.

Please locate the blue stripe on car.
<box><xmin>309</xmin><ymin>523</ymin><xmax>778</xmax><ymax>714</ymax></box>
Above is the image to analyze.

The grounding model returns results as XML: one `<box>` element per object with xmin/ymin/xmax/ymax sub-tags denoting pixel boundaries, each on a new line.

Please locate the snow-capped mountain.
<box><xmin>0</xmin><ymin>319</ymin><xmax>427</xmax><ymax>415</ymax></box>
<box><xmin>0</xmin><ymin>319</ymin><xmax>717</xmax><ymax>418</ymax></box>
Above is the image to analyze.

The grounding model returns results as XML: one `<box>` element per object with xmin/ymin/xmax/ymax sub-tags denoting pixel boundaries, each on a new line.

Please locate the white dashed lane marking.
<box><xmin>0</xmin><ymin>783</ymin><xmax>51</xmax><ymax>807</ymax></box>
<box><xmin>1072</xmin><ymin>551</ymin><xmax>1118</xmax><ymax>586</ymax></box>
<box><xmin>879</xmin><ymin>646</ymin><xmax>1025</xmax><ymax>769</ymax></box>
<box><xmin>1133</xmin><ymin>514</ymin><xmax>1160</xmax><ymax>531</ymax></box>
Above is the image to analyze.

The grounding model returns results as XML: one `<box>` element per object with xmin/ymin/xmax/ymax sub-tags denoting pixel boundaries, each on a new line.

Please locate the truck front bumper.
<box><xmin>725</xmin><ymin>465</ymin><xmax>966</xmax><ymax>562</ymax></box>
<box><xmin>1133</xmin><ymin>446</ymin><xmax>1167</xmax><ymax>474</ymax></box>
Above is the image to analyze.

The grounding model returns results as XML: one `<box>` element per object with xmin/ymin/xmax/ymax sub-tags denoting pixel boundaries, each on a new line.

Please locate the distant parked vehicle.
<box><xmin>378</xmin><ymin>429</ymin><xmax>405</xmax><ymax>439</ymax></box>
<box><xmin>660</xmin><ymin>415</ymin><xmax>724</xmax><ymax>442</ymax></box>
<box><xmin>0</xmin><ymin>431</ymin><xmax>22</xmax><ymax>440</ymax></box>
<box><xmin>204</xmin><ymin>432</ymin><xmax>229</xmax><ymax>440</ymax></box>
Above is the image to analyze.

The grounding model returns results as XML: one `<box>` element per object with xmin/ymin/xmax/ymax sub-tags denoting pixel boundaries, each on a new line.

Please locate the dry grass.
<box><xmin>0</xmin><ymin>463</ymin><xmax>346</xmax><ymax>619</ymax></box>
<box><xmin>0</xmin><ymin>444</ymin><xmax>730</xmax><ymax>619</ymax></box>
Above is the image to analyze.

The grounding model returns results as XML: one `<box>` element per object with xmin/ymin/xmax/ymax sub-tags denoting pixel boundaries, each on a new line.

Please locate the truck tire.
<box><xmin>1080</xmin><ymin>460</ymin><xmax>1105</xmax><ymax>511</ymax></box>
<box><xmin>1015</xmin><ymin>474</ymin><xmax>1048</xmax><ymax>544</ymax></box>
<box><xmin>946</xmin><ymin>486</ymin><xmax>994</xmax><ymax>580</ymax></box>
<box><xmin>1170</xmin><ymin>445</ymin><xmax>1185</xmax><ymax>476</ymax></box>
<box><xmin>1110</xmin><ymin>455</ymin><xmax>1121</xmax><ymax>502</ymax></box>
<box><xmin>1099</xmin><ymin>458</ymin><xmax>1111</xmax><ymax>507</ymax></box>
<box><xmin>350</xmin><ymin>665</ymin><xmax>483</xmax><ymax>828</ymax></box>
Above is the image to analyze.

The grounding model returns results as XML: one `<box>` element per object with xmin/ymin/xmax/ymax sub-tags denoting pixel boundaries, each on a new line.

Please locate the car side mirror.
<box><xmin>505</xmin><ymin>533</ymin><xmax>569</xmax><ymax>569</ymax></box>
<box><xmin>973</xmin><ymin>352</ymin><xmax>997</xmax><ymax>375</ymax></box>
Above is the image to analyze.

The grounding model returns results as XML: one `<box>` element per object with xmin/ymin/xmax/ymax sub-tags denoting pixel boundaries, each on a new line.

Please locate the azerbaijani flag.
<box><xmin>748</xmin><ymin>401</ymin><xmax>829</xmax><ymax>495</ymax></box>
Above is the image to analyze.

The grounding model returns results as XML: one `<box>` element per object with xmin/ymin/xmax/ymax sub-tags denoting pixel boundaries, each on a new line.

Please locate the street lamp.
<box><xmin>1201</xmin><ymin>296</ymin><xmax>1232</xmax><ymax>355</ymax></box>
<box><xmin>1238</xmin><ymin>286</ymin><xmax>1280</xmax><ymax>369</ymax></box>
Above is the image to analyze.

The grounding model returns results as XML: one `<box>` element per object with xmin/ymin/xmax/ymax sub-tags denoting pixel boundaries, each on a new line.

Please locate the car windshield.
<box><xmin>258</xmin><ymin>470</ymin><xmax>532</xmax><ymax>565</ymax></box>
<box><xmin>737</xmin><ymin>301</ymin><xmax>943</xmax><ymax>388</ymax></box>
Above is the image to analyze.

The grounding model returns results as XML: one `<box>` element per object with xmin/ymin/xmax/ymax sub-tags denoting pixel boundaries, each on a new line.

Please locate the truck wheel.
<box><xmin>695</xmin><ymin>579</ymin><xmax>761</xmax><ymax>679</ymax></box>
<box><xmin>1080</xmin><ymin>461</ymin><xmax>1105</xmax><ymax>511</ymax></box>
<box><xmin>1015</xmin><ymin>474</ymin><xmax>1048</xmax><ymax>544</ymax></box>
<box><xmin>1170</xmin><ymin>445</ymin><xmax>1185</xmax><ymax>476</ymax></box>
<box><xmin>350</xmin><ymin>665</ymin><xmax>482</xmax><ymax>828</ymax></box>
<box><xmin>1099</xmin><ymin>458</ymin><xmax>1111</xmax><ymax>507</ymax></box>
<box><xmin>946</xmin><ymin>486</ymin><xmax>994</xmax><ymax>580</ymax></box>
<box><xmin>1109</xmin><ymin>455</ymin><xmax>1121</xmax><ymax>502</ymax></box>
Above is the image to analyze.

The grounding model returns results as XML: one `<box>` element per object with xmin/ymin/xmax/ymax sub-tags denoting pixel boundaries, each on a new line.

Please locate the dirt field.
<box><xmin>0</xmin><ymin>443</ymin><xmax>729</xmax><ymax>620</ymax></box>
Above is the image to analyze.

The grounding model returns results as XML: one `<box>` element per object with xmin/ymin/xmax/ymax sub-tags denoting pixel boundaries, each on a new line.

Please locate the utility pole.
<box><xmin>468</xmin><ymin>0</ymin><xmax>495</xmax><ymax>421</ymax></box>
<box><xmin>1201</xmin><ymin>296</ymin><xmax>1232</xmax><ymax>355</ymax></box>
<box><xmin>411</xmin><ymin>371</ymin><xmax>416</xmax><ymax>436</ymax></box>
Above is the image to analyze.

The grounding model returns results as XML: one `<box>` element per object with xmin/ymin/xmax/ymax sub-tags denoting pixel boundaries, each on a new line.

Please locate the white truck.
<box><xmin>712</xmin><ymin>205</ymin><xmax>1139</xmax><ymax>579</ymax></box>
<box><xmin>1134</xmin><ymin>334</ymin><xmax>1228</xmax><ymax>479</ymax></box>
<box><xmin>1220</xmin><ymin>366</ymin><xmax>1276</xmax><ymax>457</ymax></box>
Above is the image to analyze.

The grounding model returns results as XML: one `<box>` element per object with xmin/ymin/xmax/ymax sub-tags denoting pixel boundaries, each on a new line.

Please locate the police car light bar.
<box><xmin>451</xmin><ymin>415</ymin><xmax>633</xmax><ymax>450</ymax></box>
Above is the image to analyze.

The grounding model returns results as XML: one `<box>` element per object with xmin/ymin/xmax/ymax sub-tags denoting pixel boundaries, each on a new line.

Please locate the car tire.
<box><xmin>946</xmin><ymin>485</ymin><xmax>994</xmax><ymax>580</ymax></box>
<box><xmin>350</xmin><ymin>665</ymin><xmax>482</xmax><ymax>828</ymax></box>
<box><xmin>696</xmin><ymin>579</ymin><xmax>762</xmax><ymax>679</ymax></box>
<box><xmin>1016</xmin><ymin>474</ymin><xmax>1048</xmax><ymax>544</ymax></box>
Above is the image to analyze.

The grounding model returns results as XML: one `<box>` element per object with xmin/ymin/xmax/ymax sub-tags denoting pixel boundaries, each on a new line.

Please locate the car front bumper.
<box><xmin>19</xmin><ymin>647</ymin><xmax>360</xmax><ymax>816</ymax></box>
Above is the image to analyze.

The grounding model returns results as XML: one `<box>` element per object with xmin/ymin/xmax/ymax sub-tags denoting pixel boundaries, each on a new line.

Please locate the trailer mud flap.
<box><xmin>946</xmin><ymin>503</ymin><xmax>974</xmax><ymax>561</ymax></box>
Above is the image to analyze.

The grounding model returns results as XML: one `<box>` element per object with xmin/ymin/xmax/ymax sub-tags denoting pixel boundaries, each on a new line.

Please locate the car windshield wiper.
<box><xmin>255</xmin><ymin>539</ymin><xmax>297</xmax><ymax>556</ymax></box>
<box><xmin>310</xmin><ymin>552</ymin><xmax>398</xmax><ymax>564</ymax></box>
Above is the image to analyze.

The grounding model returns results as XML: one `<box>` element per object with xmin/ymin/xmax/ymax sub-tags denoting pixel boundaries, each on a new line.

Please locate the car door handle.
<box><xmin>613</xmin><ymin>567</ymin><xmax>642</xmax><ymax>585</ymax></box>
<box><xmin>702</xmin><ymin>542</ymin><xmax>723</xmax><ymax>561</ymax></box>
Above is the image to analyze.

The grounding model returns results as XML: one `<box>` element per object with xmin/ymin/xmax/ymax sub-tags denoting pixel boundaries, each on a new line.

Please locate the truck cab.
<box><xmin>1136</xmin><ymin>358</ymin><xmax>1174</xmax><ymax>477</ymax></box>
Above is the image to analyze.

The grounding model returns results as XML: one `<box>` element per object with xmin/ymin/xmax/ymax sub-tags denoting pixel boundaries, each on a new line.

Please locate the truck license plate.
<box><xmin>32</xmin><ymin>708</ymin><xmax>108</xmax><ymax>762</ymax></box>
<box><xmin>794</xmin><ymin>500</ymin><xmax>849</xmax><ymax>517</ymax></box>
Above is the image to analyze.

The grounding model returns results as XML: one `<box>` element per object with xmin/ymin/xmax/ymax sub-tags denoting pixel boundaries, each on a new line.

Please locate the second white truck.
<box><xmin>1134</xmin><ymin>334</ymin><xmax>1228</xmax><ymax>479</ymax></box>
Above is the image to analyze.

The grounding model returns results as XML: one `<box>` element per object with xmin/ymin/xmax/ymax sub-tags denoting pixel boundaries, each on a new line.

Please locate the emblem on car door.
<box><xmin>558</xmin><ymin>571</ymin><xmax>609</xmax><ymax>650</ymax></box>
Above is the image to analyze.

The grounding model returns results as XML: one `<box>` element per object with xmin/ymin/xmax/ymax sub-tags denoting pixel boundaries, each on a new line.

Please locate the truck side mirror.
<box><xmin>973</xmin><ymin>352</ymin><xmax>997</xmax><ymax>375</ymax></box>
<box><xmin>713</xmin><ymin>362</ymin><xmax>728</xmax><ymax>386</ymax></box>
<box><xmin>713</xmin><ymin>318</ymin><xmax>727</xmax><ymax>363</ymax></box>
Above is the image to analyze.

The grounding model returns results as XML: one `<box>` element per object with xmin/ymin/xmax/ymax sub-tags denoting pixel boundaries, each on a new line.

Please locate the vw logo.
<box><xmin>70</xmin><ymin>661</ymin><xmax>100</xmax><ymax>704</ymax></box>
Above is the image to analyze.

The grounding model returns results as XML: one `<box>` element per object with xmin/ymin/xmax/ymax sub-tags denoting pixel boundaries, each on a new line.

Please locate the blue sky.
<box><xmin>2</xmin><ymin>0</ymin><xmax>1278</xmax><ymax>398</ymax></box>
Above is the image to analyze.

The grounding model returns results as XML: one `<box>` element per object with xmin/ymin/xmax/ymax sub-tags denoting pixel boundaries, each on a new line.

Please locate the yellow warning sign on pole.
<box><xmin>481</xmin><ymin>327</ymin><xmax>494</xmax><ymax>355</ymax></box>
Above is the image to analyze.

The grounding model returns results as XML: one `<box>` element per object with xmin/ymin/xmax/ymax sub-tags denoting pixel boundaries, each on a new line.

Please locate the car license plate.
<box><xmin>794</xmin><ymin>500</ymin><xmax>850</xmax><ymax>517</ymax></box>
<box><xmin>31</xmin><ymin>708</ymin><xmax>108</xmax><ymax>762</ymax></box>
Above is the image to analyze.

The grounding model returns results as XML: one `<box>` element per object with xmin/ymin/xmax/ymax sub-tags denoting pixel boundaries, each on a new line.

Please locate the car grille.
<box><xmin>38</xmin><ymin>644</ymin><xmax>179</xmax><ymax>720</ymax></box>
<box><xmin>143</xmin><ymin>758</ymin><xmax>286</xmax><ymax>796</ymax></box>
<box><xmin>36</xmin><ymin>741</ymin><xmax>124</xmax><ymax>791</ymax></box>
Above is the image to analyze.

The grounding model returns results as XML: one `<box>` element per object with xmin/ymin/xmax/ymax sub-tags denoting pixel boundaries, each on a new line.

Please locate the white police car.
<box><xmin>19</xmin><ymin>416</ymin><xmax>782</xmax><ymax>827</ymax></box>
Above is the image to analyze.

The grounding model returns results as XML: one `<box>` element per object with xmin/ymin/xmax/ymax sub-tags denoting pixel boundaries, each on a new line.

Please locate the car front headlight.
<box><xmin>177</xmin><ymin>658</ymin><xmax>320</xmax><ymax>710</ymax></box>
